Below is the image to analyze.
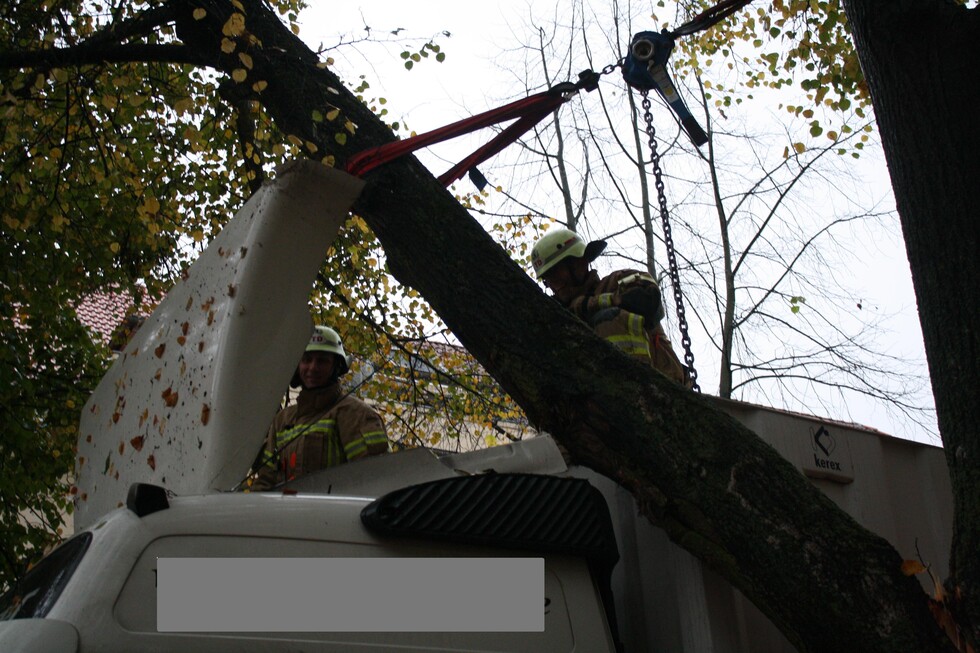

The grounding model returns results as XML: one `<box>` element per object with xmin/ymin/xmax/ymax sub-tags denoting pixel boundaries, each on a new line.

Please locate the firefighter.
<box><xmin>251</xmin><ymin>325</ymin><xmax>389</xmax><ymax>490</ymax></box>
<box><xmin>531</xmin><ymin>228</ymin><xmax>690</xmax><ymax>386</ymax></box>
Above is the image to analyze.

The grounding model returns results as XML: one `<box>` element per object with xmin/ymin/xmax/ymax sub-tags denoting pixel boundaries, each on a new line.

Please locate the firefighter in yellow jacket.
<box><xmin>251</xmin><ymin>325</ymin><xmax>389</xmax><ymax>490</ymax></box>
<box><xmin>531</xmin><ymin>228</ymin><xmax>690</xmax><ymax>386</ymax></box>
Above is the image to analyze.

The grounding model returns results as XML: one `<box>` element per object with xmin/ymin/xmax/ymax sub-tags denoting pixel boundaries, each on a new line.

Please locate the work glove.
<box><xmin>618</xmin><ymin>287</ymin><xmax>663</xmax><ymax>322</ymax></box>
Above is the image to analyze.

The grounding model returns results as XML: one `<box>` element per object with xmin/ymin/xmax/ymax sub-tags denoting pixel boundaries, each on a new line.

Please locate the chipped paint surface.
<box><xmin>74</xmin><ymin>161</ymin><xmax>364</xmax><ymax>529</ymax></box>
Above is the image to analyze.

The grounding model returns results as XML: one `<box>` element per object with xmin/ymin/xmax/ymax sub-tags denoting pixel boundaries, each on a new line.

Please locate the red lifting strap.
<box><xmin>346</xmin><ymin>88</ymin><xmax>572</xmax><ymax>186</ymax></box>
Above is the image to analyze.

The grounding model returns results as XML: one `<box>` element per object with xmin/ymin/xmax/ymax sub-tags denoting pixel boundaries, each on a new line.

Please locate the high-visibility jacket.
<box><xmin>252</xmin><ymin>382</ymin><xmax>388</xmax><ymax>490</ymax></box>
<box><xmin>556</xmin><ymin>269</ymin><xmax>690</xmax><ymax>387</ymax></box>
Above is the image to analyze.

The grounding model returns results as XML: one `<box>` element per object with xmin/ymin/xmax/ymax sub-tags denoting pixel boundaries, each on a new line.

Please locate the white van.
<box><xmin>0</xmin><ymin>448</ymin><xmax>622</xmax><ymax>652</ymax></box>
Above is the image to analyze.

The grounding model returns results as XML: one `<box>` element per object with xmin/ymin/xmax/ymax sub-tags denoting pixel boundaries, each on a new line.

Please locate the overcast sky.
<box><xmin>298</xmin><ymin>1</ymin><xmax>936</xmax><ymax>444</ymax></box>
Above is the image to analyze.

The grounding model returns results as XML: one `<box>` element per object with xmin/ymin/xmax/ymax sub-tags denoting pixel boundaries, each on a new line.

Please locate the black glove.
<box><xmin>618</xmin><ymin>287</ymin><xmax>662</xmax><ymax>322</ymax></box>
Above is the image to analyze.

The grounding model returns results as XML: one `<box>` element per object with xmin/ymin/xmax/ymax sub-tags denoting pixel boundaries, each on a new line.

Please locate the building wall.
<box><xmin>573</xmin><ymin>396</ymin><xmax>953</xmax><ymax>653</ymax></box>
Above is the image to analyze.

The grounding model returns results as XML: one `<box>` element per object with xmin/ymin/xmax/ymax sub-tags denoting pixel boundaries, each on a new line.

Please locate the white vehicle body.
<box><xmin>0</xmin><ymin>448</ymin><xmax>620</xmax><ymax>652</ymax></box>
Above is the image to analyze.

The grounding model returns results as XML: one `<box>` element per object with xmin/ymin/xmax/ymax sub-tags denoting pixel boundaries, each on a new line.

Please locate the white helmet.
<box><xmin>530</xmin><ymin>228</ymin><xmax>606</xmax><ymax>279</ymax></box>
<box><xmin>306</xmin><ymin>325</ymin><xmax>349</xmax><ymax>375</ymax></box>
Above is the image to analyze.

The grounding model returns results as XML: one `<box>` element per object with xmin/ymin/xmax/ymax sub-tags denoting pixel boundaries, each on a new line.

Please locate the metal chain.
<box><xmin>601</xmin><ymin>59</ymin><xmax>624</xmax><ymax>77</ymax></box>
<box><xmin>570</xmin><ymin>59</ymin><xmax>625</xmax><ymax>93</ymax></box>
<box><xmin>640</xmin><ymin>90</ymin><xmax>700</xmax><ymax>392</ymax></box>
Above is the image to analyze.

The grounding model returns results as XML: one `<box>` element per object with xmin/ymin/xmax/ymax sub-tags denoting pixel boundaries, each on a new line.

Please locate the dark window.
<box><xmin>0</xmin><ymin>532</ymin><xmax>92</xmax><ymax>620</ymax></box>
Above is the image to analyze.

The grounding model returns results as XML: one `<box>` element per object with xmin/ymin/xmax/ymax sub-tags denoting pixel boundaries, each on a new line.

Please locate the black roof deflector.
<box><xmin>361</xmin><ymin>473</ymin><xmax>619</xmax><ymax>571</ymax></box>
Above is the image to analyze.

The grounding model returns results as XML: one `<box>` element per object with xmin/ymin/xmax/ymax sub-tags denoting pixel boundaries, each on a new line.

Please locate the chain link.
<box><xmin>601</xmin><ymin>58</ymin><xmax>625</xmax><ymax>77</ymax></box>
<box><xmin>640</xmin><ymin>91</ymin><xmax>700</xmax><ymax>392</ymax></box>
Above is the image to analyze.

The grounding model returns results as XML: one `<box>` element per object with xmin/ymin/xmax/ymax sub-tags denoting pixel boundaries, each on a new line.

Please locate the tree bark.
<box><xmin>170</xmin><ymin>0</ymin><xmax>959</xmax><ymax>649</ymax></box>
<box><xmin>841</xmin><ymin>0</ymin><xmax>980</xmax><ymax>646</ymax></box>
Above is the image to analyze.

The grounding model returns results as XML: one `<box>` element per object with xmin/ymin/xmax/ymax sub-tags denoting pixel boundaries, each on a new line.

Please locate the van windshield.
<box><xmin>0</xmin><ymin>533</ymin><xmax>92</xmax><ymax>620</ymax></box>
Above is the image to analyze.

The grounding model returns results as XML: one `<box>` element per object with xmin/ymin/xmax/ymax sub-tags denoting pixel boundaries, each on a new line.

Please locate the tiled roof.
<box><xmin>74</xmin><ymin>290</ymin><xmax>153</xmax><ymax>351</ymax></box>
<box><xmin>75</xmin><ymin>291</ymin><xmax>135</xmax><ymax>341</ymax></box>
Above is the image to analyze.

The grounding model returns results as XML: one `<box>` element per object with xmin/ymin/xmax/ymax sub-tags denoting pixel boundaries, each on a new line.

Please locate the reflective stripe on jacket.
<box><xmin>253</xmin><ymin>381</ymin><xmax>388</xmax><ymax>489</ymax></box>
<box><xmin>595</xmin><ymin>309</ymin><xmax>652</xmax><ymax>360</ymax></box>
<box><xmin>557</xmin><ymin>268</ymin><xmax>689</xmax><ymax>387</ymax></box>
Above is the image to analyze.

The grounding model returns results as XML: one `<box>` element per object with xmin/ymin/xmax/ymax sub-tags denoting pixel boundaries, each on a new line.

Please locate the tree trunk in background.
<box><xmin>174</xmin><ymin>0</ymin><xmax>963</xmax><ymax>649</ymax></box>
<box><xmin>842</xmin><ymin>0</ymin><xmax>980</xmax><ymax>645</ymax></box>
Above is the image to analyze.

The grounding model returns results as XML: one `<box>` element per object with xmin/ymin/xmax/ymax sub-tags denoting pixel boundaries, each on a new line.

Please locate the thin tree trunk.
<box><xmin>627</xmin><ymin>89</ymin><xmax>657</xmax><ymax>277</ymax></box>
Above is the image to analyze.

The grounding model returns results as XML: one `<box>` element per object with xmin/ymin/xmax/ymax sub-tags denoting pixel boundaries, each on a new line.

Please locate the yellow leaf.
<box><xmin>143</xmin><ymin>197</ymin><xmax>161</xmax><ymax>214</ymax></box>
<box><xmin>221</xmin><ymin>38</ymin><xmax>236</xmax><ymax>54</ymax></box>
<box><xmin>238</xmin><ymin>53</ymin><xmax>253</xmax><ymax>69</ymax></box>
<box><xmin>173</xmin><ymin>97</ymin><xmax>194</xmax><ymax>115</ymax></box>
<box><xmin>350</xmin><ymin>215</ymin><xmax>369</xmax><ymax>233</ymax></box>
<box><xmin>326</xmin><ymin>108</ymin><xmax>340</xmax><ymax>121</ymax></box>
<box><xmin>252</xmin><ymin>80</ymin><xmax>267</xmax><ymax>92</ymax></box>
<box><xmin>901</xmin><ymin>560</ymin><xmax>926</xmax><ymax>576</ymax></box>
<box><xmin>291</xmin><ymin>22</ymin><xmax>300</xmax><ymax>35</ymax></box>
<box><xmin>344</xmin><ymin>120</ymin><xmax>356</xmax><ymax>134</ymax></box>
<box><xmin>232</xmin><ymin>69</ymin><xmax>247</xmax><ymax>83</ymax></box>
<box><xmin>222</xmin><ymin>13</ymin><xmax>245</xmax><ymax>37</ymax></box>
<box><xmin>793</xmin><ymin>142</ymin><xmax>805</xmax><ymax>154</ymax></box>
<box><xmin>110</xmin><ymin>242</ymin><xmax>121</xmax><ymax>253</ymax></box>
<box><xmin>230</xmin><ymin>0</ymin><xmax>245</xmax><ymax>10</ymax></box>
<box><xmin>192</xmin><ymin>7</ymin><xmax>206</xmax><ymax>20</ymax></box>
<box><xmin>321</xmin><ymin>155</ymin><xmax>335</xmax><ymax>167</ymax></box>
<box><xmin>305</xmin><ymin>141</ymin><xmax>318</xmax><ymax>153</ymax></box>
<box><xmin>287</xmin><ymin>134</ymin><xmax>303</xmax><ymax>147</ymax></box>
<box><xmin>334</xmin><ymin>132</ymin><xmax>347</xmax><ymax>146</ymax></box>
